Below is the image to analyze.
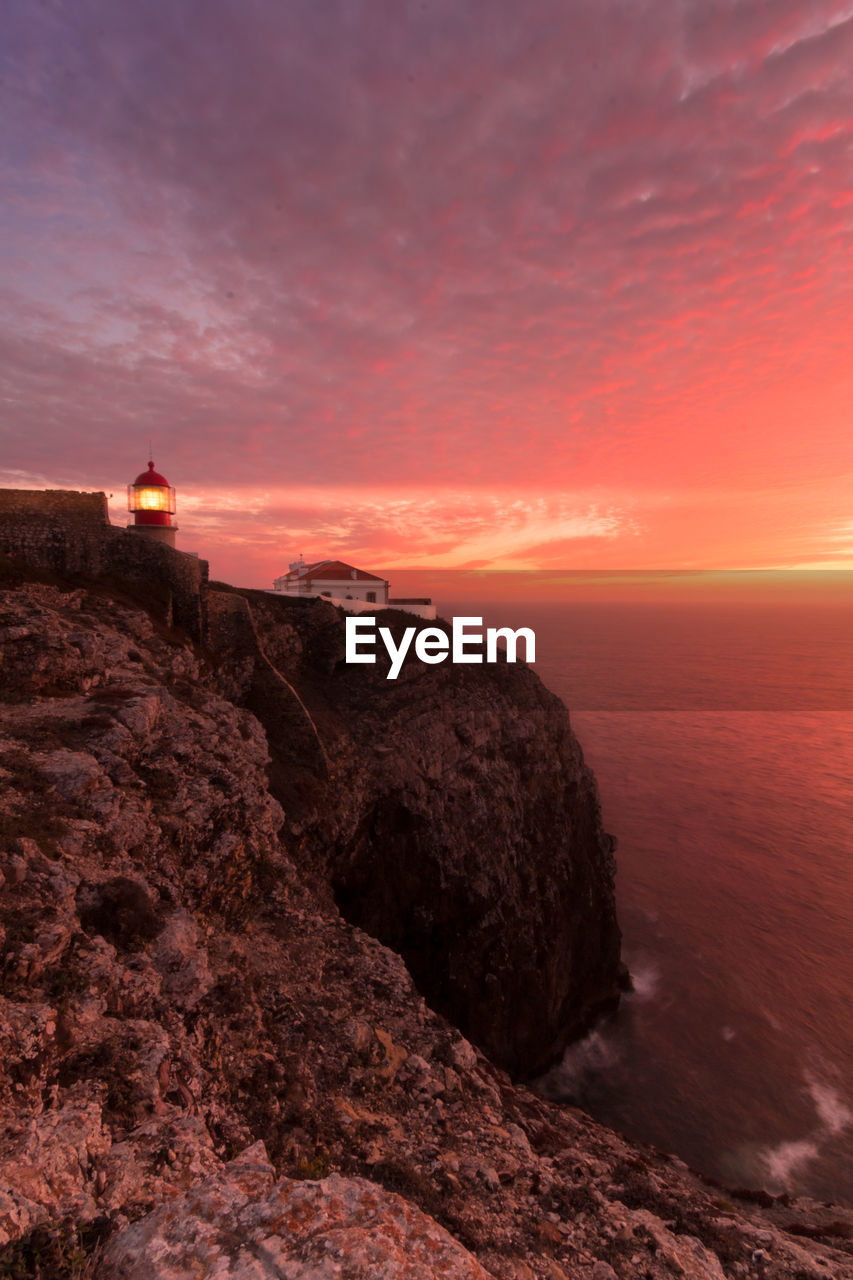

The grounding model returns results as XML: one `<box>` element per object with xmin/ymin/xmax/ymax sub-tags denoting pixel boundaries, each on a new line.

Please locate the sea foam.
<box><xmin>761</xmin><ymin>1138</ymin><xmax>821</xmax><ymax>1189</ymax></box>
<box><xmin>806</xmin><ymin>1077</ymin><xmax>853</xmax><ymax>1136</ymax></box>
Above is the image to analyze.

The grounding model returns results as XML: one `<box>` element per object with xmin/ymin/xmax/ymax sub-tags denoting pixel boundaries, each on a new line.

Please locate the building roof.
<box><xmin>288</xmin><ymin>559</ymin><xmax>386</xmax><ymax>584</ymax></box>
<box><xmin>131</xmin><ymin>460</ymin><xmax>171</xmax><ymax>488</ymax></box>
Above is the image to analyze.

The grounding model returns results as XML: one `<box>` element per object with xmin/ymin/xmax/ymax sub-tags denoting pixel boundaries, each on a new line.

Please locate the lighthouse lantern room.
<box><xmin>127</xmin><ymin>460</ymin><xmax>177</xmax><ymax>548</ymax></box>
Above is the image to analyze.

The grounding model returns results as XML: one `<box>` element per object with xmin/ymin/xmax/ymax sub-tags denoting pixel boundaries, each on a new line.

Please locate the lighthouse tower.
<box><xmin>127</xmin><ymin>460</ymin><xmax>177</xmax><ymax>549</ymax></box>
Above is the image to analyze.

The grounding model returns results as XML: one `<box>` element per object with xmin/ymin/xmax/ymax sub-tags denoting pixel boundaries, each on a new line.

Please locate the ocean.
<box><xmin>439</xmin><ymin>593</ymin><xmax>853</xmax><ymax>1203</ymax></box>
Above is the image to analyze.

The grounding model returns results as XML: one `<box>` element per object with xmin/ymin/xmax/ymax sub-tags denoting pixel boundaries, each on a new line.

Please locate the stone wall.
<box><xmin>0</xmin><ymin>488</ymin><xmax>109</xmax><ymax>522</ymax></box>
<box><xmin>0</xmin><ymin>490</ymin><xmax>110</xmax><ymax>577</ymax></box>
<box><xmin>0</xmin><ymin>489</ymin><xmax>208</xmax><ymax>640</ymax></box>
<box><xmin>103</xmin><ymin>529</ymin><xmax>208</xmax><ymax>639</ymax></box>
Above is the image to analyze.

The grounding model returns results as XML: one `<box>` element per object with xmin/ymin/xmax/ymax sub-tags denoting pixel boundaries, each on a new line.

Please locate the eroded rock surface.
<box><xmin>100</xmin><ymin>1143</ymin><xmax>492</xmax><ymax>1279</ymax></box>
<box><xmin>210</xmin><ymin>587</ymin><xmax>623</xmax><ymax>1078</ymax></box>
<box><xmin>1</xmin><ymin>577</ymin><xmax>851</xmax><ymax>1280</ymax></box>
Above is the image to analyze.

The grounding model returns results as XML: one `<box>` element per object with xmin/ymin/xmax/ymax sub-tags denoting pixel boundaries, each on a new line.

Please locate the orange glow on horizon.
<box><xmin>96</xmin><ymin>476</ymin><xmax>853</xmax><ymax>594</ymax></box>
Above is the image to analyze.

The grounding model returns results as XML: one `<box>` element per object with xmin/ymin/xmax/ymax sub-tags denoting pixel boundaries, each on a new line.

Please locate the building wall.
<box><xmin>265</xmin><ymin>591</ymin><xmax>436</xmax><ymax>619</ymax></box>
<box><xmin>0</xmin><ymin>489</ymin><xmax>208</xmax><ymax>640</ymax></box>
<box><xmin>273</xmin><ymin>577</ymin><xmax>389</xmax><ymax>603</ymax></box>
<box><xmin>127</xmin><ymin>524</ymin><xmax>177</xmax><ymax>548</ymax></box>
<box><xmin>320</xmin><ymin>596</ymin><xmax>385</xmax><ymax>614</ymax></box>
<box><xmin>323</xmin><ymin>596</ymin><xmax>436</xmax><ymax>619</ymax></box>
<box><xmin>387</xmin><ymin>599</ymin><xmax>437</xmax><ymax>620</ymax></box>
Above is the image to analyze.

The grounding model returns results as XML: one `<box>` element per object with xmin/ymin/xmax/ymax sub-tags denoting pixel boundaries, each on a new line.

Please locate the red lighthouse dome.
<box><xmin>132</xmin><ymin>461</ymin><xmax>171</xmax><ymax>489</ymax></box>
<box><xmin>127</xmin><ymin>459</ymin><xmax>178</xmax><ymax>548</ymax></box>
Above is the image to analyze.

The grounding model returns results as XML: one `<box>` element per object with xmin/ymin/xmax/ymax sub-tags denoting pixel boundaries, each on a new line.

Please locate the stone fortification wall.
<box><xmin>0</xmin><ymin>488</ymin><xmax>109</xmax><ymax>522</ymax></box>
<box><xmin>105</xmin><ymin>530</ymin><xmax>208</xmax><ymax>639</ymax></box>
<box><xmin>0</xmin><ymin>488</ymin><xmax>208</xmax><ymax>639</ymax></box>
<box><xmin>0</xmin><ymin>490</ymin><xmax>110</xmax><ymax>576</ymax></box>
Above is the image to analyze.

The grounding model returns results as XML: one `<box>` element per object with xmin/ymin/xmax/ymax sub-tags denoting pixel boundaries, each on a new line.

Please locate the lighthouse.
<box><xmin>127</xmin><ymin>460</ymin><xmax>177</xmax><ymax>548</ymax></box>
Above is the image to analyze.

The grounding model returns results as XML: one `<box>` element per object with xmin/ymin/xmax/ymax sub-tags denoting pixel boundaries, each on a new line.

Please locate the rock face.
<box><xmin>100</xmin><ymin>1143</ymin><xmax>492</xmax><ymax>1279</ymax></box>
<box><xmin>2</xmin><ymin>572</ymin><xmax>853</xmax><ymax>1280</ymax></box>
<box><xmin>208</xmin><ymin>588</ymin><xmax>622</xmax><ymax>1078</ymax></box>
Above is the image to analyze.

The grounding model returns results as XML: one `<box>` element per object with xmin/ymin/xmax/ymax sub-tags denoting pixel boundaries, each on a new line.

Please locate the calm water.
<box><xmin>446</xmin><ymin>599</ymin><xmax>853</xmax><ymax>1202</ymax></box>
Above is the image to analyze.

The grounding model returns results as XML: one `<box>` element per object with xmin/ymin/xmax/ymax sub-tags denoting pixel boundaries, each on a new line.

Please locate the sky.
<box><xmin>3</xmin><ymin>0</ymin><xmax>853</xmax><ymax>586</ymax></box>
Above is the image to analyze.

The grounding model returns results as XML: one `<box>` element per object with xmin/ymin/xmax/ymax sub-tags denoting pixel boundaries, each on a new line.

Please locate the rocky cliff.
<box><xmin>206</xmin><ymin>585</ymin><xmax>623</xmax><ymax>1079</ymax></box>
<box><xmin>1</xmin><ymin>568</ymin><xmax>851</xmax><ymax>1280</ymax></box>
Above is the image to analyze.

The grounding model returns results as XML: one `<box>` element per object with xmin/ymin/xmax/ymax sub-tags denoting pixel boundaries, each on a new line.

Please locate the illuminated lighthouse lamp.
<box><xmin>127</xmin><ymin>460</ymin><xmax>177</xmax><ymax>548</ymax></box>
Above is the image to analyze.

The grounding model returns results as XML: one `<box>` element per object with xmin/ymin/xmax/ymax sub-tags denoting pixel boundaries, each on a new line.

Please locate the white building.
<box><xmin>271</xmin><ymin>557</ymin><xmax>435</xmax><ymax>619</ymax></box>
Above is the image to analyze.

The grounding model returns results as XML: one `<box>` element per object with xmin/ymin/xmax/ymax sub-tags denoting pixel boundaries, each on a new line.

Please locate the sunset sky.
<box><xmin>3</xmin><ymin>0</ymin><xmax>853</xmax><ymax>586</ymax></box>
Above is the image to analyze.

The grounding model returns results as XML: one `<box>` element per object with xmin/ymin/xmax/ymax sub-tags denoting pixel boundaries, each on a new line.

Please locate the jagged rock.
<box><xmin>625</xmin><ymin>1209</ymin><xmax>729</xmax><ymax>1278</ymax></box>
<box><xmin>100</xmin><ymin>1114</ymin><xmax>221</xmax><ymax>1215</ymax></box>
<box><xmin>152</xmin><ymin>911</ymin><xmax>213</xmax><ymax>1011</ymax></box>
<box><xmin>100</xmin><ymin>1143</ymin><xmax>491</xmax><ymax>1279</ymax></box>
<box><xmin>0</xmin><ymin>1084</ymin><xmax>108</xmax><ymax>1247</ymax></box>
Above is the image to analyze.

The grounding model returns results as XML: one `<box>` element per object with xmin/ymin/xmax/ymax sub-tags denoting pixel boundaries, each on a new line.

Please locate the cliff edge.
<box><xmin>1</xmin><ymin>569</ymin><xmax>851</xmax><ymax>1280</ymax></box>
<box><xmin>207</xmin><ymin>585</ymin><xmax>623</xmax><ymax>1079</ymax></box>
